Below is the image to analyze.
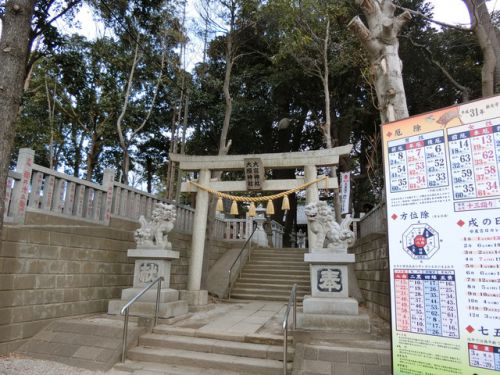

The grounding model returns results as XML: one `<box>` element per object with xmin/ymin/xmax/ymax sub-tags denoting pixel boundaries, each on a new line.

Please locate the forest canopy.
<box><xmin>5</xmin><ymin>0</ymin><xmax>487</xmax><ymax>214</ymax></box>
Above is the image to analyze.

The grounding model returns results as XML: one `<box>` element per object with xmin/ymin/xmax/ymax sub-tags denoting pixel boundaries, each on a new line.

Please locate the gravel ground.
<box><xmin>0</xmin><ymin>355</ymin><xmax>127</xmax><ymax>375</ymax></box>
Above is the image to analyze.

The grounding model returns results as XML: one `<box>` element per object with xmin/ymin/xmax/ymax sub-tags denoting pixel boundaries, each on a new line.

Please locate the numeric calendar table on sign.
<box><xmin>388</xmin><ymin>130</ymin><xmax>448</xmax><ymax>193</ymax></box>
<box><xmin>448</xmin><ymin>122</ymin><xmax>500</xmax><ymax>200</ymax></box>
<box><xmin>394</xmin><ymin>270</ymin><xmax>459</xmax><ymax>338</ymax></box>
<box><xmin>468</xmin><ymin>343</ymin><xmax>500</xmax><ymax>371</ymax></box>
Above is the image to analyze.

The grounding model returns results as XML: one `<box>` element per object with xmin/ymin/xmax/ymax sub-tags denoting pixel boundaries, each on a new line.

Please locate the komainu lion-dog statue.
<box><xmin>304</xmin><ymin>201</ymin><xmax>355</xmax><ymax>249</ymax></box>
<box><xmin>134</xmin><ymin>202</ymin><xmax>177</xmax><ymax>249</ymax></box>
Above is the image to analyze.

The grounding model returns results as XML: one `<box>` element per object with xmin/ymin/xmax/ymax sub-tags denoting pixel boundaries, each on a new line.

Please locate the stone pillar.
<box><xmin>102</xmin><ymin>169</ymin><xmax>115</xmax><ymax>225</ymax></box>
<box><xmin>181</xmin><ymin>168</ymin><xmax>210</xmax><ymax>307</ymax></box>
<box><xmin>304</xmin><ymin>164</ymin><xmax>318</xmax><ymax>249</ymax></box>
<box><xmin>11</xmin><ymin>148</ymin><xmax>35</xmax><ymax>224</ymax></box>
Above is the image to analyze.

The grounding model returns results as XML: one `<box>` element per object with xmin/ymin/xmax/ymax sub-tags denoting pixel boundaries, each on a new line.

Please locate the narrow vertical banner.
<box><xmin>340</xmin><ymin>172</ymin><xmax>351</xmax><ymax>215</ymax></box>
<box><xmin>382</xmin><ymin>95</ymin><xmax>500</xmax><ymax>375</ymax></box>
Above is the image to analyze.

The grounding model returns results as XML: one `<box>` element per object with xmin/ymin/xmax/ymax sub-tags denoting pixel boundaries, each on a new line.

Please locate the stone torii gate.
<box><xmin>170</xmin><ymin>146</ymin><xmax>352</xmax><ymax>307</ymax></box>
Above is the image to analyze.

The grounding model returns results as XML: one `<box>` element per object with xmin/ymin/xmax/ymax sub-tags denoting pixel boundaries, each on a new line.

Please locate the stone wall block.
<box><xmin>0</xmin><ymin>242</ymin><xmax>22</xmax><ymax>258</ymax></box>
<box><xmin>88</xmin><ymin>275</ymin><xmax>104</xmax><ymax>287</ymax></box>
<box><xmin>81</xmin><ymin>262</ymin><xmax>96</xmax><ymax>274</ymax></box>
<box><xmin>65</xmin><ymin>261</ymin><xmax>81</xmax><ymax>274</ymax></box>
<box><xmin>0</xmin><ymin>275</ymin><xmax>14</xmax><ymax>290</ymax></box>
<box><xmin>0</xmin><ymin>308</ymin><xmax>13</xmax><ymax>324</ymax></box>
<box><xmin>49</xmin><ymin>232</ymin><xmax>72</xmax><ymax>247</ymax></box>
<box><xmin>1</xmin><ymin>258</ymin><xmax>23</xmax><ymax>274</ymax></box>
<box><xmin>38</xmin><ymin>245</ymin><xmax>60</xmax><ymax>259</ymax></box>
<box><xmin>4</xmin><ymin>229</ymin><xmax>28</xmax><ymax>244</ymax></box>
<box><xmin>28</xmin><ymin>230</ymin><xmax>50</xmax><ymax>245</ymax></box>
<box><xmin>13</xmin><ymin>275</ymin><xmax>36</xmax><ymax>290</ymax></box>
<box><xmin>347</xmin><ymin>351</ymin><xmax>379</xmax><ymax>365</ymax></box>
<box><xmin>60</xmin><ymin>247</ymin><xmax>79</xmax><ymax>261</ymax></box>
<box><xmin>47</xmin><ymin>260</ymin><xmax>66</xmax><ymax>274</ymax></box>
<box><xmin>64</xmin><ymin>289</ymin><xmax>80</xmax><ymax>302</ymax></box>
<box><xmin>54</xmin><ymin>303</ymin><xmax>73</xmax><ymax>318</ymax></box>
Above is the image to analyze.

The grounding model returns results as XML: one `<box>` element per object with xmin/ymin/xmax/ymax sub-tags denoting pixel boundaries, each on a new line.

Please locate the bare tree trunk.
<box><xmin>146</xmin><ymin>157</ymin><xmax>153</xmax><ymax>193</ymax></box>
<box><xmin>166</xmin><ymin>109</ymin><xmax>178</xmax><ymax>200</ymax></box>
<box><xmin>0</xmin><ymin>0</ymin><xmax>36</xmax><ymax>237</ymax></box>
<box><xmin>116</xmin><ymin>38</ymin><xmax>140</xmax><ymax>184</ymax></box>
<box><xmin>86</xmin><ymin>133</ymin><xmax>100</xmax><ymax>181</ymax></box>
<box><xmin>349</xmin><ymin>0</ymin><xmax>411</xmax><ymax>123</ymax></box>
<box><xmin>116</xmin><ymin>33</ymin><xmax>165</xmax><ymax>185</ymax></box>
<box><xmin>463</xmin><ymin>0</ymin><xmax>500</xmax><ymax>96</ymax></box>
<box><xmin>45</xmin><ymin>75</ymin><xmax>57</xmax><ymax>168</ymax></box>
<box><xmin>319</xmin><ymin>19</ymin><xmax>333</xmax><ymax>149</ymax></box>
<box><xmin>207</xmin><ymin>31</ymin><xmax>236</xmax><ymax>241</ymax></box>
<box><xmin>219</xmin><ymin>37</ymin><xmax>234</xmax><ymax>157</ymax></box>
<box><xmin>175</xmin><ymin>94</ymin><xmax>190</xmax><ymax>203</ymax></box>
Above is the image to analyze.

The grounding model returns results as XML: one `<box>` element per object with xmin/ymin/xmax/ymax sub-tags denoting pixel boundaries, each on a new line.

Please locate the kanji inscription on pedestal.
<box><xmin>317</xmin><ymin>268</ymin><xmax>343</xmax><ymax>293</ymax></box>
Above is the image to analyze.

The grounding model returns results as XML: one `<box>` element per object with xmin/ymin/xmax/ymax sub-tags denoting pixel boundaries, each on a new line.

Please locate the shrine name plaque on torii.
<box><xmin>169</xmin><ymin>145</ymin><xmax>352</xmax><ymax>308</ymax></box>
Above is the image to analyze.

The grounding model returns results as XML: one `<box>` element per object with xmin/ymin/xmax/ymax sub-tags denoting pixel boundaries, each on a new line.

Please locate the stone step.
<box><xmin>250</xmin><ymin>254</ymin><xmax>305</xmax><ymax>264</ymax></box>
<box><xmin>250</xmin><ymin>254</ymin><xmax>305</xmax><ymax>259</ymax></box>
<box><xmin>230</xmin><ymin>287</ymin><xmax>309</xmax><ymax>297</ymax></box>
<box><xmin>115</xmin><ymin>360</ymin><xmax>243</xmax><ymax>375</ymax></box>
<box><xmin>138</xmin><ymin>333</ymin><xmax>292</xmax><ymax>361</ymax></box>
<box><xmin>229</xmin><ymin>292</ymin><xmax>305</xmax><ymax>302</ymax></box>
<box><xmin>239</xmin><ymin>274</ymin><xmax>310</xmax><ymax>282</ymax></box>
<box><xmin>127</xmin><ymin>346</ymin><xmax>290</xmax><ymax>375</ymax></box>
<box><xmin>246</xmin><ymin>261</ymin><xmax>308</xmax><ymax>267</ymax></box>
<box><xmin>247</xmin><ymin>259</ymin><xmax>309</xmax><ymax>268</ymax></box>
<box><xmin>108</xmin><ymin>299</ymin><xmax>188</xmax><ymax>319</ymax></box>
<box><xmin>152</xmin><ymin>325</ymin><xmax>289</xmax><ymax>346</ymax></box>
<box><xmin>233</xmin><ymin>282</ymin><xmax>309</xmax><ymax>291</ymax></box>
<box><xmin>250</xmin><ymin>254</ymin><xmax>304</xmax><ymax>263</ymax></box>
<box><xmin>251</xmin><ymin>251</ymin><xmax>306</xmax><ymax>256</ymax></box>
<box><xmin>242</xmin><ymin>267</ymin><xmax>309</xmax><ymax>274</ymax></box>
<box><xmin>297</xmin><ymin>313</ymin><xmax>371</xmax><ymax>333</ymax></box>
<box><xmin>253</xmin><ymin>248</ymin><xmax>307</xmax><ymax>252</ymax></box>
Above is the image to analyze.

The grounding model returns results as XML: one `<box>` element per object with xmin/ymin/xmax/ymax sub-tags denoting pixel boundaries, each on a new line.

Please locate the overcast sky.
<box><xmin>430</xmin><ymin>0</ymin><xmax>473</xmax><ymax>25</ymax></box>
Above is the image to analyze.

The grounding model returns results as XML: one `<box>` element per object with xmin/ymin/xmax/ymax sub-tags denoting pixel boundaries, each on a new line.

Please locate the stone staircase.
<box><xmin>116</xmin><ymin>325</ymin><xmax>292</xmax><ymax>374</ymax></box>
<box><xmin>230</xmin><ymin>247</ymin><xmax>310</xmax><ymax>302</ymax></box>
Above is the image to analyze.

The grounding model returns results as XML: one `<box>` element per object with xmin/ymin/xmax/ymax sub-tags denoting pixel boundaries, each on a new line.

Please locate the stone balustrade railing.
<box><xmin>212</xmin><ymin>216</ymin><xmax>284</xmax><ymax>246</ymax></box>
<box><xmin>3</xmin><ymin>149</ymin><xmax>283</xmax><ymax>243</ymax></box>
<box><xmin>109</xmin><ymin>181</ymin><xmax>195</xmax><ymax>233</ymax></box>
<box><xmin>4</xmin><ymin>149</ymin><xmax>113</xmax><ymax>225</ymax></box>
<box><xmin>358</xmin><ymin>203</ymin><xmax>385</xmax><ymax>238</ymax></box>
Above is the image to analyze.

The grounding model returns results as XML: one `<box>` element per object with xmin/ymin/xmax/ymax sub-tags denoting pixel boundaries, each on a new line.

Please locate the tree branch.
<box><xmin>348</xmin><ymin>16</ymin><xmax>382</xmax><ymax>57</ymax></box>
<box><xmin>116</xmin><ymin>34</ymin><xmax>141</xmax><ymax>149</ymax></box>
<box><xmin>44</xmin><ymin>0</ymin><xmax>81</xmax><ymax>28</ymax></box>
<box><xmin>131</xmin><ymin>41</ymin><xmax>167</xmax><ymax>138</ymax></box>
<box><xmin>356</xmin><ymin>0</ymin><xmax>378</xmax><ymax>15</ymax></box>
<box><xmin>393</xmin><ymin>10</ymin><xmax>412</xmax><ymax>35</ymax></box>
<box><xmin>403</xmin><ymin>35</ymin><xmax>470</xmax><ymax>101</ymax></box>
<box><xmin>396</xmin><ymin>5</ymin><xmax>472</xmax><ymax>31</ymax></box>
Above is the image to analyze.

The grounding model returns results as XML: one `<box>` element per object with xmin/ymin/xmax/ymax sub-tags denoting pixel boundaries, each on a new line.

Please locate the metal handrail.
<box><xmin>120</xmin><ymin>276</ymin><xmax>164</xmax><ymax>362</ymax></box>
<box><xmin>282</xmin><ymin>283</ymin><xmax>297</xmax><ymax>375</ymax></box>
<box><xmin>227</xmin><ymin>222</ymin><xmax>258</xmax><ymax>300</ymax></box>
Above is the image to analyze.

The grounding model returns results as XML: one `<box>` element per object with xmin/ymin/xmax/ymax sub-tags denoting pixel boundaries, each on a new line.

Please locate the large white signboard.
<box><xmin>382</xmin><ymin>96</ymin><xmax>500</xmax><ymax>374</ymax></box>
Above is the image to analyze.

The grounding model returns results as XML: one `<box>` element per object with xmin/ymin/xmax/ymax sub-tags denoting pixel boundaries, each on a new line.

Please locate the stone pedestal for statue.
<box><xmin>299</xmin><ymin>201</ymin><xmax>369</xmax><ymax>332</ymax></box>
<box><xmin>108</xmin><ymin>203</ymin><xmax>188</xmax><ymax>318</ymax></box>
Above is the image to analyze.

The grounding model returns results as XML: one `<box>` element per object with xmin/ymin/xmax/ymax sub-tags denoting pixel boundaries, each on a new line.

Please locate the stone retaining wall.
<box><xmin>0</xmin><ymin>213</ymin><xmax>233</xmax><ymax>354</ymax></box>
<box><xmin>352</xmin><ymin>233</ymin><xmax>391</xmax><ymax>321</ymax></box>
